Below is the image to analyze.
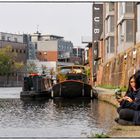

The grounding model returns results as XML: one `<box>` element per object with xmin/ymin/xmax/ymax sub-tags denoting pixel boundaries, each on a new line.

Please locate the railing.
<box><xmin>0</xmin><ymin>81</ymin><xmax>22</xmax><ymax>87</ymax></box>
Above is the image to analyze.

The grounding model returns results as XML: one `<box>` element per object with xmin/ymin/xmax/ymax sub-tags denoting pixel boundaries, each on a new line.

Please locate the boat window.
<box><xmin>60</xmin><ymin>68</ymin><xmax>72</xmax><ymax>74</ymax></box>
<box><xmin>59</xmin><ymin>66</ymin><xmax>85</xmax><ymax>74</ymax></box>
<box><xmin>73</xmin><ymin>69</ymin><xmax>82</xmax><ymax>73</ymax></box>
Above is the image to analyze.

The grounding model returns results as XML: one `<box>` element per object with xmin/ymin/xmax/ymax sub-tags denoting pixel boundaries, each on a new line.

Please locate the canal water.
<box><xmin>0</xmin><ymin>87</ymin><xmax>117</xmax><ymax>138</ymax></box>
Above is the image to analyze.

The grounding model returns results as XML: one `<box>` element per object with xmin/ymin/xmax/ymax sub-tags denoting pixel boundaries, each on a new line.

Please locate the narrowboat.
<box><xmin>51</xmin><ymin>65</ymin><xmax>98</xmax><ymax>98</ymax></box>
<box><xmin>20</xmin><ymin>73</ymin><xmax>52</xmax><ymax>100</ymax></box>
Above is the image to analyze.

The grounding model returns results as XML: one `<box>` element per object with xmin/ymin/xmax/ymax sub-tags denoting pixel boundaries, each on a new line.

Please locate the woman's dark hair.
<box><xmin>125</xmin><ymin>74</ymin><xmax>135</xmax><ymax>95</ymax></box>
<box><xmin>134</xmin><ymin>70</ymin><xmax>140</xmax><ymax>89</ymax></box>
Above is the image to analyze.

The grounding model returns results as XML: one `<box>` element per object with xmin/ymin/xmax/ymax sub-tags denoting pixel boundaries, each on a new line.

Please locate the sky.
<box><xmin>0</xmin><ymin>2</ymin><xmax>92</xmax><ymax>47</ymax></box>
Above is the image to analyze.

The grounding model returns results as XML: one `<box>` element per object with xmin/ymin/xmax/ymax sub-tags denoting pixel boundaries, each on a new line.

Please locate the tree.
<box><xmin>85</xmin><ymin>66</ymin><xmax>91</xmax><ymax>78</ymax></box>
<box><xmin>14</xmin><ymin>62</ymin><xmax>24</xmax><ymax>70</ymax></box>
<box><xmin>0</xmin><ymin>46</ymin><xmax>24</xmax><ymax>85</ymax></box>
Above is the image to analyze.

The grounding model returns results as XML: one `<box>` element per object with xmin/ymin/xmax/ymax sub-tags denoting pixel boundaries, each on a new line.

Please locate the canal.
<box><xmin>0</xmin><ymin>87</ymin><xmax>117</xmax><ymax>138</ymax></box>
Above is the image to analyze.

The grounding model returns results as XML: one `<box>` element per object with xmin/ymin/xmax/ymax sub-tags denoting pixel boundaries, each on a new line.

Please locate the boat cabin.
<box><xmin>57</xmin><ymin>65</ymin><xmax>88</xmax><ymax>83</ymax></box>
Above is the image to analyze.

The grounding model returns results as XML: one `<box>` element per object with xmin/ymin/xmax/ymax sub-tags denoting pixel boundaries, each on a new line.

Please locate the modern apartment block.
<box><xmin>94</xmin><ymin>2</ymin><xmax>140</xmax><ymax>87</ymax></box>
<box><xmin>104</xmin><ymin>2</ymin><xmax>115</xmax><ymax>60</ymax></box>
<box><xmin>117</xmin><ymin>3</ymin><xmax>135</xmax><ymax>53</ymax></box>
<box><xmin>30</xmin><ymin>32</ymin><xmax>73</xmax><ymax>62</ymax></box>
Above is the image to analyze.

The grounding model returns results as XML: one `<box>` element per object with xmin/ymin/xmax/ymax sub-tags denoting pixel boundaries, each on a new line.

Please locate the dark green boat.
<box><xmin>20</xmin><ymin>73</ymin><xmax>52</xmax><ymax>100</ymax></box>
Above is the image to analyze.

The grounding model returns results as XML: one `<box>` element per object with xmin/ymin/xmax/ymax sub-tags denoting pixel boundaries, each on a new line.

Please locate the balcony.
<box><xmin>117</xmin><ymin>13</ymin><xmax>134</xmax><ymax>25</ymax></box>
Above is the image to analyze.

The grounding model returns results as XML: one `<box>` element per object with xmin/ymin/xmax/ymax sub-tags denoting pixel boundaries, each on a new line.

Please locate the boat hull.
<box><xmin>20</xmin><ymin>90</ymin><xmax>51</xmax><ymax>100</ymax></box>
<box><xmin>20</xmin><ymin>75</ymin><xmax>52</xmax><ymax>100</ymax></box>
<box><xmin>52</xmin><ymin>80</ymin><xmax>96</xmax><ymax>98</ymax></box>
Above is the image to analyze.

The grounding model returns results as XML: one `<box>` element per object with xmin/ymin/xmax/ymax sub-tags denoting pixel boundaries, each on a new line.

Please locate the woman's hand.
<box><xmin>123</xmin><ymin>96</ymin><xmax>133</xmax><ymax>102</ymax></box>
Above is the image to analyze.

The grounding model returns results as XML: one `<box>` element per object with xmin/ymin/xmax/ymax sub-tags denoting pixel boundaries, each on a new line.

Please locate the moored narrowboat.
<box><xmin>51</xmin><ymin>65</ymin><xmax>98</xmax><ymax>98</ymax></box>
<box><xmin>20</xmin><ymin>73</ymin><xmax>52</xmax><ymax>100</ymax></box>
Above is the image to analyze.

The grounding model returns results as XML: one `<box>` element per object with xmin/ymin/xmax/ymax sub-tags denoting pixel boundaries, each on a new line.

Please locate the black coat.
<box><xmin>120</xmin><ymin>89</ymin><xmax>140</xmax><ymax>110</ymax></box>
<box><xmin>120</xmin><ymin>89</ymin><xmax>140</xmax><ymax>125</ymax></box>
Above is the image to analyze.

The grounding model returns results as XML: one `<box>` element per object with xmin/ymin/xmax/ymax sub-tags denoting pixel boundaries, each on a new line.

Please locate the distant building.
<box><xmin>0</xmin><ymin>32</ymin><xmax>28</xmax><ymax>86</ymax></box>
<box><xmin>27</xmin><ymin>41</ymin><xmax>37</xmax><ymax>60</ymax></box>
<box><xmin>0</xmin><ymin>32</ymin><xmax>25</xmax><ymax>43</ymax></box>
<box><xmin>30</xmin><ymin>32</ymin><xmax>73</xmax><ymax>62</ymax></box>
<box><xmin>0</xmin><ymin>32</ymin><xmax>27</xmax><ymax>63</ymax></box>
<box><xmin>72</xmin><ymin>46</ymin><xmax>85</xmax><ymax>65</ymax></box>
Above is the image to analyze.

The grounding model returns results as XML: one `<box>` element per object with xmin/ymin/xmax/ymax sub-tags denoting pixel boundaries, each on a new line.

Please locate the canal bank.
<box><xmin>95</xmin><ymin>87</ymin><xmax>140</xmax><ymax>138</ymax></box>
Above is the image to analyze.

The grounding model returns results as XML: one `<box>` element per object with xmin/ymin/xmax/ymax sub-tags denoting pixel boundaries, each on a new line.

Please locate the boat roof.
<box><xmin>58</xmin><ymin>65</ymin><xmax>85</xmax><ymax>69</ymax></box>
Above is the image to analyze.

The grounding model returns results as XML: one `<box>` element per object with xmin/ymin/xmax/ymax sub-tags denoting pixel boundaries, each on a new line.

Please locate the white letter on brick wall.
<box><xmin>94</xmin><ymin>29</ymin><xmax>100</xmax><ymax>34</ymax></box>
<box><xmin>94</xmin><ymin>17</ymin><xmax>100</xmax><ymax>22</ymax></box>
<box><xmin>94</xmin><ymin>7</ymin><xmax>100</xmax><ymax>10</ymax></box>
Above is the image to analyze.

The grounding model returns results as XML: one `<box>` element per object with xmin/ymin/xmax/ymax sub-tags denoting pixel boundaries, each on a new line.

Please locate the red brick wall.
<box><xmin>88</xmin><ymin>46</ymin><xmax>93</xmax><ymax>86</ymax></box>
<box><xmin>97</xmin><ymin>43</ymin><xmax>140</xmax><ymax>88</ymax></box>
<box><xmin>37</xmin><ymin>51</ymin><xmax>58</xmax><ymax>61</ymax></box>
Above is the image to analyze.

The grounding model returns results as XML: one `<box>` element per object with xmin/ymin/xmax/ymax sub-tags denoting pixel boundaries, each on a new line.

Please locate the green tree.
<box><xmin>0</xmin><ymin>46</ymin><xmax>24</xmax><ymax>85</ymax></box>
<box><xmin>0</xmin><ymin>46</ymin><xmax>15</xmax><ymax>84</ymax></box>
<box><xmin>85</xmin><ymin>66</ymin><xmax>91</xmax><ymax>78</ymax></box>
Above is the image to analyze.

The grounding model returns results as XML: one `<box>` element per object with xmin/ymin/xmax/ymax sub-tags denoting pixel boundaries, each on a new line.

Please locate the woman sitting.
<box><xmin>115</xmin><ymin>71</ymin><xmax>140</xmax><ymax>125</ymax></box>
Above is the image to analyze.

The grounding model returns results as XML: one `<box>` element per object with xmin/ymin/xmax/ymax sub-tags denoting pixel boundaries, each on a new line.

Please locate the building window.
<box><xmin>125</xmin><ymin>2</ymin><xmax>134</xmax><ymax>13</ymax></box>
<box><xmin>118</xmin><ymin>21</ymin><xmax>125</xmax><ymax>46</ymax></box>
<box><xmin>126</xmin><ymin>20</ymin><xmax>134</xmax><ymax>42</ymax></box>
<box><xmin>118</xmin><ymin>3</ymin><xmax>123</xmax><ymax>18</ymax></box>
<box><xmin>137</xmin><ymin>4</ymin><xmax>140</xmax><ymax>32</ymax></box>
<box><xmin>1</xmin><ymin>36</ymin><xmax>5</xmax><ymax>40</ymax></box>
<box><xmin>109</xmin><ymin>16</ymin><xmax>114</xmax><ymax>32</ymax></box>
<box><xmin>105</xmin><ymin>19</ymin><xmax>108</xmax><ymax>34</ymax></box>
<box><xmin>106</xmin><ymin>39</ymin><xmax>109</xmax><ymax>53</ymax></box>
<box><xmin>110</xmin><ymin>36</ymin><xmax>114</xmax><ymax>53</ymax></box>
<box><xmin>14</xmin><ymin>38</ymin><xmax>17</xmax><ymax>42</ymax></box>
<box><xmin>35</xmin><ymin>43</ymin><xmax>37</xmax><ymax>49</ymax></box>
<box><xmin>7</xmin><ymin>37</ymin><xmax>10</xmax><ymax>41</ymax></box>
<box><xmin>106</xmin><ymin>37</ymin><xmax>114</xmax><ymax>54</ymax></box>
<box><xmin>109</xmin><ymin>2</ymin><xmax>114</xmax><ymax>11</ymax></box>
<box><xmin>118</xmin><ymin>24</ymin><xmax>121</xmax><ymax>46</ymax></box>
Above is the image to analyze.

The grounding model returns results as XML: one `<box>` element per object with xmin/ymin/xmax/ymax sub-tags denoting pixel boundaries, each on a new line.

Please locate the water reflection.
<box><xmin>0</xmin><ymin>98</ymin><xmax>117</xmax><ymax>138</ymax></box>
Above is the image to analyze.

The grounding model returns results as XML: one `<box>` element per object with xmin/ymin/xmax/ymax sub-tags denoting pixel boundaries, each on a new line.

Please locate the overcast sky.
<box><xmin>0</xmin><ymin>3</ymin><xmax>92</xmax><ymax>47</ymax></box>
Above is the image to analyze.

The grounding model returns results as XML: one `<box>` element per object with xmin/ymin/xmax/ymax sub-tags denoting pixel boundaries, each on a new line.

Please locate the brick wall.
<box><xmin>37</xmin><ymin>51</ymin><xmax>58</xmax><ymax>61</ymax></box>
<box><xmin>88</xmin><ymin>46</ymin><xmax>93</xmax><ymax>86</ymax></box>
<box><xmin>97</xmin><ymin>43</ymin><xmax>140</xmax><ymax>88</ymax></box>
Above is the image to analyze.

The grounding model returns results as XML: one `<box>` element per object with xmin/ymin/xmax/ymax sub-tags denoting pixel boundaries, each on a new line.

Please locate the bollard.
<box><xmin>82</xmin><ymin>89</ymin><xmax>84</xmax><ymax>96</ymax></box>
<box><xmin>114</xmin><ymin>88</ymin><xmax>122</xmax><ymax>99</ymax></box>
<box><xmin>90</xmin><ymin>89</ymin><xmax>93</xmax><ymax>98</ymax></box>
<box><xmin>51</xmin><ymin>90</ymin><xmax>54</xmax><ymax>98</ymax></box>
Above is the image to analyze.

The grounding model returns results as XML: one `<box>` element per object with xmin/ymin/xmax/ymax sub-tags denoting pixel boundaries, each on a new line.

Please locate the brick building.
<box><xmin>0</xmin><ymin>32</ymin><xmax>28</xmax><ymax>86</ymax></box>
<box><xmin>30</xmin><ymin>32</ymin><xmax>73</xmax><ymax>62</ymax></box>
<box><xmin>92</xmin><ymin>2</ymin><xmax>140</xmax><ymax>88</ymax></box>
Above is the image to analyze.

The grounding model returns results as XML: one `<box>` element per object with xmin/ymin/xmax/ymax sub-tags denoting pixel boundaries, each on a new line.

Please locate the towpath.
<box><xmin>95</xmin><ymin>87</ymin><xmax>140</xmax><ymax>138</ymax></box>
